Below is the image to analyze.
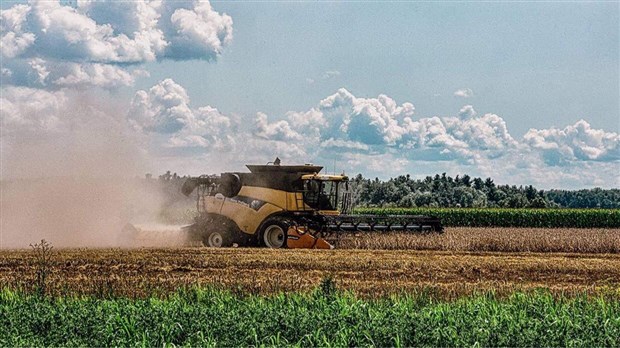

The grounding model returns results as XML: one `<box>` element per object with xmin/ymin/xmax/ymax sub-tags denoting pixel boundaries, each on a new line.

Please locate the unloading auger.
<box><xmin>179</xmin><ymin>161</ymin><xmax>443</xmax><ymax>249</ymax></box>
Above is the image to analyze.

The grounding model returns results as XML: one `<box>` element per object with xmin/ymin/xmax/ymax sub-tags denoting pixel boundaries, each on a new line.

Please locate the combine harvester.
<box><xmin>177</xmin><ymin>161</ymin><xmax>443</xmax><ymax>249</ymax></box>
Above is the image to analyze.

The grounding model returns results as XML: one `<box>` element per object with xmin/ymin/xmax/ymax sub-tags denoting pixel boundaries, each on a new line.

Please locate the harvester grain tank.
<box><xmin>180</xmin><ymin>162</ymin><xmax>443</xmax><ymax>249</ymax></box>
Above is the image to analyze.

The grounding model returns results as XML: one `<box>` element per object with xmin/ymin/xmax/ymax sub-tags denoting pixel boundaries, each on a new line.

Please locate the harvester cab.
<box><xmin>180</xmin><ymin>161</ymin><xmax>442</xmax><ymax>249</ymax></box>
<box><xmin>300</xmin><ymin>173</ymin><xmax>351</xmax><ymax>215</ymax></box>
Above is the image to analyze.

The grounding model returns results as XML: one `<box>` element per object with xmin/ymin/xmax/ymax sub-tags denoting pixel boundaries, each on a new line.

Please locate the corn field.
<box><xmin>1</xmin><ymin>288</ymin><xmax>619</xmax><ymax>346</ymax></box>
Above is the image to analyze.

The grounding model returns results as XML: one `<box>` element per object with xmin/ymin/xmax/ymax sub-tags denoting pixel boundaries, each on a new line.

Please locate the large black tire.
<box><xmin>259</xmin><ymin>217</ymin><xmax>290</xmax><ymax>248</ymax></box>
<box><xmin>205</xmin><ymin>230</ymin><xmax>233</xmax><ymax>247</ymax></box>
<box><xmin>189</xmin><ymin>213</ymin><xmax>238</xmax><ymax>247</ymax></box>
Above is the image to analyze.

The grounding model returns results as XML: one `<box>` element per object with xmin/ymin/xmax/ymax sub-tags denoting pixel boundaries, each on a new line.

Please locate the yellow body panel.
<box><xmin>221</xmin><ymin>200</ymin><xmax>281</xmax><ymax>234</ymax></box>
<box><xmin>203</xmin><ymin>185</ymin><xmax>341</xmax><ymax>235</ymax></box>
<box><xmin>240</xmin><ymin>186</ymin><xmax>314</xmax><ymax>212</ymax></box>
<box><xmin>239</xmin><ymin>186</ymin><xmax>287</xmax><ymax>208</ymax></box>
<box><xmin>204</xmin><ymin>186</ymin><xmax>297</xmax><ymax>234</ymax></box>
<box><xmin>206</xmin><ymin>193</ymin><xmax>225</xmax><ymax>212</ymax></box>
<box><xmin>317</xmin><ymin>210</ymin><xmax>339</xmax><ymax>216</ymax></box>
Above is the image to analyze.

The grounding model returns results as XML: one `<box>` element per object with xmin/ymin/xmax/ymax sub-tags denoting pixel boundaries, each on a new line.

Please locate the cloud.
<box><xmin>0</xmin><ymin>4</ymin><xmax>36</xmax><ymax>58</ymax></box>
<box><xmin>160</xmin><ymin>0</ymin><xmax>233</xmax><ymax>60</ymax></box>
<box><xmin>2</xmin><ymin>1</ymin><xmax>162</xmax><ymax>63</ymax></box>
<box><xmin>128</xmin><ymin>78</ymin><xmax>235</xmax><ymax>151</ymax></box>
<box><xmin>307</xmin><ymin>88</ymin><xmax>518</xmax><ymax>163</ymax></box>
<box><xmin>320</xmin><ymin>138</ymin><xmax>369</xmax><ymax>151</ymax></box>
<box><xmin>1</xmin><ymin>0</ymin><xmax>232</xmax><ymax>88</ymax></box>
<box><xmin>471</xmin><ymin>150</ymin><xmax>620</xmax><ymax>189</ymax></box>
<box><xmin>6</xmin><ymin>77</ymin><xmax>616</xmax><ymax>188</ymax></box>
<box><xmin>131</xmin><ymin>85</ymin><xmax>522</xmax><ymax>167</ymax></box>
<box><xmin>254</xmin><ymin>112</ymin><xmax>302</xmax><ymax>141</ymax></box>
<box><xmin>317</xmin><ymin>88</ymin><xmax>415</xmax><ymax>145</ymax></box>
<box><xmin>523</xmin><ymin>120</ymin><xmax>620</xmax><ymax>165</ymax></box>
<box><xmin>443</xmin><ymin>113</ymin><xmax>518</xmax><ymax>152</ymax></box>
<box><xmin>321</xmin><ymin>70</ymin><xmax>340</xmax><ymax>79</ymax></box>
<box><xmin>1</xmin><ymin>85</ymin><xmax>139</xmax><ymax>137</ymax></box>
<box><xmin>1</xmin><ymin>0</ymin><xmax>232</xmax><ymax>63</ymax></box>
<box><xmin>0</xmin><ymin>86</ymin><xmax>146</xmax><ymax>179</ymax></box>
<box><xmin>239</xmin><ymin>88</ymin><xmax>616</xmax><ymax>188</ymax></box>
<box><xmin>458</xmin><ymin>105</ymin><xmax>476</xmax><ymax>119</ymax></box>
<box><xmin>306</xmin><ymin>70</ymin><xmax>341</xmax><ymax>84</ymax></box>
<box><xmin>1</xmin><ymin>86</ymin><xmax>66</xmax><ymax>134</ymax></box>
<box><xmin>52</xmin><ymin>63</ymin><xmax>148</xmax><ymax>88</ymax></box>
<box><xmin>454</xmin><ymin>88</ymin><xmax>474</xmax><ymax>98</ymax></box>
<box><xmin>3</xmin><ymin>58</ymin><xmax>147</xmax><ymax>88</ymax></box>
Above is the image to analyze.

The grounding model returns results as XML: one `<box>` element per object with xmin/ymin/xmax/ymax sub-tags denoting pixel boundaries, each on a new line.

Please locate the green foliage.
<box><xmin>348</xmin><ymin>173</ymin><xmax>620</xmax><ymax>209</ymax></box>
<box><xmin>0</xmin><ymin>288</ymin><xmax>619</xmax><ymax>347</ymax></box>
<box><xmin>355</xmin><ymin>208</ymin><xmax>620</xmax><ymax>228</ymax></box>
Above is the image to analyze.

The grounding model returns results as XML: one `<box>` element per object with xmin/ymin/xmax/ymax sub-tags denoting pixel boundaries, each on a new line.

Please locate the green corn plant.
<box><xmin>355</xmin><ymin>208</ymin><xmax>620</xmax><ymax>228</ymax></box>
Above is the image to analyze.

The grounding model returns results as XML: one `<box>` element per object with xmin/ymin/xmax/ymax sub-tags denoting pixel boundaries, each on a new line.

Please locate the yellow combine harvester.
<box><xmin>180</xmin><ymin>161</ymin><xmax>443</xmax><ymax>249</ymax></box>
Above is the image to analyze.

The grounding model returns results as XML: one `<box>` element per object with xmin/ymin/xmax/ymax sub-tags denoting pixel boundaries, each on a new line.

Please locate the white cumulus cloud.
<box><xmin>162</xmin><ymin>0</ymin><xmax>233</xmax><ymax>60</ymax></box>
<box><xmin>317</xmin><ymin>88</ymin><xmax>415</xmax><ymax>145</ymax></box>
<box><xmin>254</xmin><ymin>112</ymin><xmax>302</xmax><ymax>141</ymax></box>
<box><xmin>458</xmin><ymin>105</ymin><xmax>477</xmax><ymax>119</ymax></box>
<box><xmin>128</xmin><ymin>78</ymin><xmax>235</xmax><ymax>150</ymax></box>
<box><xmin>523</xmin><ymin>120</ymin><xmax>620</xmax><ymax>164</ymax></box>
<box><xmin>3</xmin><ymin>58</ymin><xmax>146</xmax><ymax>88</ymax></box>
<box><xmin>1</xmin><ymin>86</ymin><xmax>66</xmax><ymax>133</ymax></box>
<box><xmin>4</xmin><ymin>79</ymin><xmax>618</xmax><ymax>188</ymax></box>
<box><xmin>1</xmin><ymin>0</ymin><xmax>232</xmax><ymax>88</ymax></box>
<box><xmin>454</xmin><ymin>88</ymin><xmax>474</xmax><ymax>98</ymax></box>
<box><xmin>321</xmin><ymin>70</ymin><xmax>341</xmax><ymax>79</ymax></box>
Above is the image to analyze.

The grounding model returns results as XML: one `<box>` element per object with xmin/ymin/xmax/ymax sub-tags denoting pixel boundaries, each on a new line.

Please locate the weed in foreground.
<box><xmin>29</xmin><ymin>239</ymin><xmax>53</xmax><ymax>297</ymax></box>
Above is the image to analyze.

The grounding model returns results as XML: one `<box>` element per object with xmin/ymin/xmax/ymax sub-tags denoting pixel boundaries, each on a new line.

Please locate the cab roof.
<box><xmin>301</xmin><ymin>173</ymin><xmax>349</xmax><ymax>181</ymax></box>
<box><xmin>246</xmin><ymin>164</ymin><xmax>323</xmax><ymax>174</ymax></box>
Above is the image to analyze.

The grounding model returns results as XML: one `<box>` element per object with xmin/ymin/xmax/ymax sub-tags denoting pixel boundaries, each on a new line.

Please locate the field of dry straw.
<box><xmin>333</xmin><ymin>227</ymin><xmax>620</xmax><ymax>253</ymax></box>
<box><xmin>1</xmin><ymin>227</ymin><xmax>619</xmax><ymax>298</ymax></box>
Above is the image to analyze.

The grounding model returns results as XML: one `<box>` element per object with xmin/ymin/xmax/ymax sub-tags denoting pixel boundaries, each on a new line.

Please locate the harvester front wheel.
<box><xmin>260</xmin><ymin>218</ymin><xmax>289</xmax><ymax>248</ymax></box>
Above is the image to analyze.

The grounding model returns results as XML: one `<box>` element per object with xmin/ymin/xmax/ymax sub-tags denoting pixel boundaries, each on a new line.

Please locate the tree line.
<box><xmin>149</xmin><ymin>171</ymin><xmax>620</xmax><ymax>209</ymax></box>
<box><xmin>348</xmin><ymin>173</ymin><xmax>620</xmax><ymax>209</ymax></box>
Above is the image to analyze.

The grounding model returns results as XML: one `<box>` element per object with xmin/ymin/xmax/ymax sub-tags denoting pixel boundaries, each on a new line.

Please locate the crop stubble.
<box><xmin>333</xmin><ymin>227</ymin><xmax>620</xmax><ymax>253</ymax></box>
<box><xmin>1</xmin><ymin>227</ymin><xmax>619</xmax><ymax>298</ymax></box>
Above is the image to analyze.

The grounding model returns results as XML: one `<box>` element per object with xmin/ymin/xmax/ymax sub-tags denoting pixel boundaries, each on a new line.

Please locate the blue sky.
<box><xmin>1</xmin><ymin>0</ymin><xmax>619</xmax><ymax>188</ymax></box>
<box><xmin>139</xmin><ymin>2</ymin><xmax>618</xmax><ymax>136</ymax></box>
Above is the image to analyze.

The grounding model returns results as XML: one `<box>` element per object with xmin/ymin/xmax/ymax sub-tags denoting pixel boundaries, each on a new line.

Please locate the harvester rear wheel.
<box><xmin>189</xmin><ymin>213</ymin><xmax>238</xmax><ymax>247</ymax></box>
<box><xmin>260</xmin><ymin>218</ymin><xmax>289</xmax><ymax>248</ymax></box>
<box><xmin>206</xmin><ymin>230</ymin><xmax>232</xmax><ymax>248</ymax></box>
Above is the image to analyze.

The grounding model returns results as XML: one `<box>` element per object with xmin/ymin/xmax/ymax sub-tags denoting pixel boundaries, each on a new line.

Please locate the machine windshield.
<box><xmin>303</xmin><ymin>179</ymin><xmax>347</xmax><ymax>211</ymax></box>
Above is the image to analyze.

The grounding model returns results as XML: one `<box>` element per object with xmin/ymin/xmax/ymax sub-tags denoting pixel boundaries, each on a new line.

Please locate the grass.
<box><xmin>0</xmin><ymin>287</ymin><xmax>618</xmax><ymax>347</ymax></box>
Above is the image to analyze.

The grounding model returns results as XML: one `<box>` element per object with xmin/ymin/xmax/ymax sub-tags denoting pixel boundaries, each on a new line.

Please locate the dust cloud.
<box><xmin>0</xmin><ymin>91</ymin><xmax>190</xmax><ymax>248</ymax></box>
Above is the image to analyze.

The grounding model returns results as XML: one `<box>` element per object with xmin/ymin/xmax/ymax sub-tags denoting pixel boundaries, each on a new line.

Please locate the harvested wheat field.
<box><xmin>2</xmin><ymin>232</ymin><xmax>620</xmax><ymax>298</ymax></box>
<box><xmin>332</xmin><ymin>227</ymin><xmax>620</xmax><ymax>253</ymax></box>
